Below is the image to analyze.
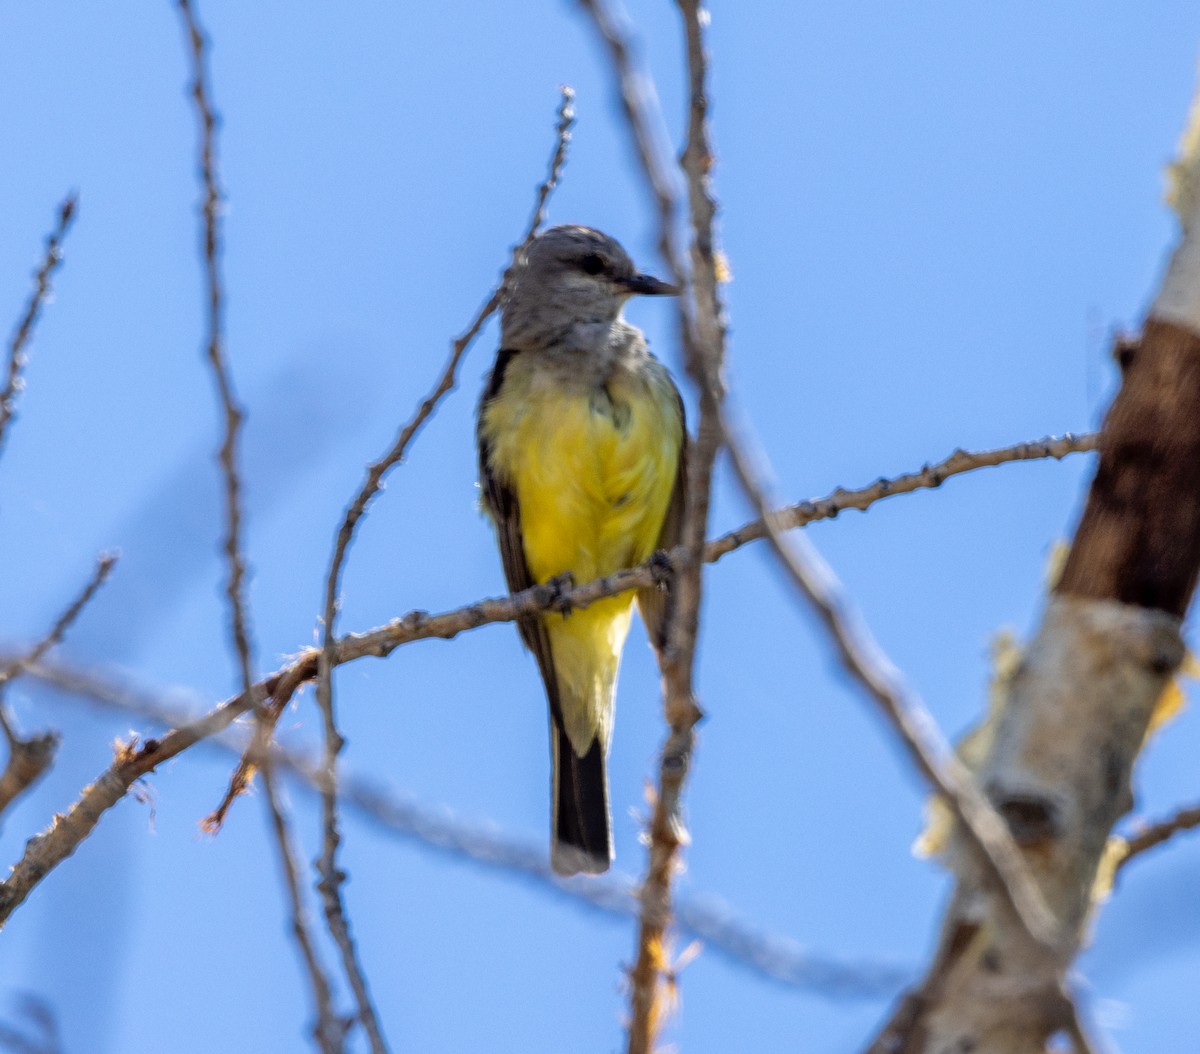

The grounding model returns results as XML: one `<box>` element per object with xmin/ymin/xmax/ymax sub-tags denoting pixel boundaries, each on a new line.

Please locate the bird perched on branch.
<box><xmin>477</xmin><ymin>226</ymin><xmax>686</xmax><ymax>875</ymax></box>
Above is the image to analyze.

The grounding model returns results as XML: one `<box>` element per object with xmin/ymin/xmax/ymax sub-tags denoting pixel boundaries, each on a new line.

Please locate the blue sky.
<box><xmin>2</xmin><ymin>4</ymin><xmax>1199</xmax><ymax>1052</ymax></box>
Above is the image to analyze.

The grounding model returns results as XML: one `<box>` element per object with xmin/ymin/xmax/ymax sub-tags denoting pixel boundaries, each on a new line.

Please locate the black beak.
<box><xmin>618</xmin><ymin>272</ymin><xmax>679</xmax><ymax>296</ymax></box>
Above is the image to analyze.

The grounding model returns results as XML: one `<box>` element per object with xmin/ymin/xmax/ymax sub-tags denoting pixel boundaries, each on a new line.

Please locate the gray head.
<box><xmin>501</xmin><ymin>225</ymin><xmax>677</xmax><ymax>351</ymax></box>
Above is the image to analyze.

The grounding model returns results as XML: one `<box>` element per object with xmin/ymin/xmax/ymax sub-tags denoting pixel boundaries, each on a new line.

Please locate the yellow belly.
<box><xmin>483</xmin><ymin>364</ymin><xmax>681</xmax><ymax>752</ymax></box>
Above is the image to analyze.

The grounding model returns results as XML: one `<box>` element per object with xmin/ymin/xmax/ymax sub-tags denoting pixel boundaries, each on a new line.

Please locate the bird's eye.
<box><xmin>580</xmin><ymin>253</ymin><xmax>606</xmax><ymax>276</ymax></box>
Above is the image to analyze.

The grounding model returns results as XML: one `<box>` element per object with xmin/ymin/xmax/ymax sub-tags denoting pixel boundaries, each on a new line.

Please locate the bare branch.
<box><xmin>578</xmin><ymin>1</ymin><xmax>732</xmax><ymax>1044</ymax></box>
<box><xmin>707</xmin><ymin>431</ymin><xmax>1099</xmax><ymax>564</ymax></box>
<box><xmin>590</xmin><ymin>13</ymin><xmax>1067</xmax><ymax>1048</ymax></box>
<box><xmin>0</xmin><ymin>700</ymin><xmax>58</xmax><ymax>820</ymax></box>
<box><xmin>175</xmin><ymin>0</ymin><xmax>255</xmax><ymax>707</ymax></box>
<box><xmin>0</xmin><ymin>554</ymin><xmax>115</xmax><ymax>818</ymax></box>
<box><xmin>1114</xmin><ymin>801</ymin><xmax>1200</xmax><ymax>874</ymax></box>
<box><xmin>574</xmin><ymin>20</ymin><xmax>1100</xmax><ymax>1042</ymax></box>
<box><xmin>0</xmin><ymin>554</ymin><xmax>116</xmax><ymax>693</ymax></box>
<box><xmin>590</xmin><ymin>6</ymin><xmax>1090</xmax><ymax>1048</ymax></box>
<box><xmin>0</xmin><ymin>431</ymin><xmax>1091</xmax><ymax>929</ymax></box>
<box><xmin>174</xmin><ymin>7</ymin><xmax>343</xmax><ymax>1048</ymax></box>
<box><xmin>306</xmin><ymin>87</ymin><xmax>576</xmax><ymax>1054</ymax></box>
<box><xmin>0</xmin><ymin>194</ymin><xmax>77</xmax><ymax>459</ymax></box>
<box><xmin>260</xmin><ymin>760</ymin><xmax>351</xmax><ymax>1054</ymax></box>
<box><xmin>24</xmin><ymin>655</ymin><xmax>910</xmax><ymax>1000</ymax></box>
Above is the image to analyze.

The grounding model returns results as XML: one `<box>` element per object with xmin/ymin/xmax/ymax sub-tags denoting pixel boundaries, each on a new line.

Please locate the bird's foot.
<box><xmin>543</xmin><ymin>571</ymin><xmax>576</xmax><ymax>615</ymax></box>
<box><xmin>648</xmin><ymin>549</ymin><xmax>675</xmax><ymax>587</ymax></box>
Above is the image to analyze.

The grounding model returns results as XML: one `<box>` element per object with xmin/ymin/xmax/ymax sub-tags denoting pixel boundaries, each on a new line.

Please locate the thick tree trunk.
<box><xmin>868</xmin><ymin>87</ymin><xmax>1200</xmax><ymax>1054</ymax></box>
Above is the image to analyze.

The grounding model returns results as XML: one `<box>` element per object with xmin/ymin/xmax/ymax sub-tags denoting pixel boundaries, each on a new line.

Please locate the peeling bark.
<box><xmin>869</xmin><ymin>78</ymin><xmax>1200</xmax><ymax>1054</ymax></box>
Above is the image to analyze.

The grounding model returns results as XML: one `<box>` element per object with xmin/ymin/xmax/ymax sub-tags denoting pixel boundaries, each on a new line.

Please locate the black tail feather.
<box><xmin>551</xmin><ymin>722</ymin><xmax>612</xmax><ymax>876</ymax></box>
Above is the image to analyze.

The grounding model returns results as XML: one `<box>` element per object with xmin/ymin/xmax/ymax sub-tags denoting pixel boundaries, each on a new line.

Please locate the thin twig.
<box><xmin>706</xmin><ymin>431</ymin><xmax>1099</xmax><ymax>564</ymax></box>
<box><xmin>307</xmin><ymin>86</ymin><xmax>576</xmax><ymax>1054</ymax></box>
<box><xmin>0</xmin><ymin>432</ymin><xmax>1093</xmax><ymax>929</ymax></box>
<box><xmin>260</xmin><ymin>761</ymin><xmax>351</xmax><ymax>1053</ymax></box>
<box><xmin>721</xmin><ymin>420</ymin><xmax>1061</xmax><ymax>952</ymax></box>
<box><xmin>24</xmin><ymin>655</ymin><xmax>910</xmax><ymax>999</ymax></box>
<box><xmin>0</xmin><ymin>554</ymin><xmax>116</xmax><ymax>693</ymax></box>
<box><xmin>0</xmin><ymin>195</ymin><xmax>78</xmax><ymax>459</ymax></box>
<box><xmin>1114</xmin><ymin>801</ymin><xmax>1200</xmax><ymax>874</ymax></box>
<box><xmin>175</xmin><ymin>0</ymin><xmax>255</xmax><ymax>711</ymax></box>
<box><xmin>0</xmin><ymin>554</ymin><xmax>115</xmax><ymax>818</ymax></box>
<box><xmin>578</xmin><ymin>1</ymin><xmax>728</xmax><ymax>1045</ymax></box>
<box><xmin>0</xmin><ymin>697</ymin><xmax>58</xmax><ymax>820</ymax></box>
<box><xmin>175</xmin><ymin>6</ymin><xmax>343</xmax><ymax>1048</ymax></box>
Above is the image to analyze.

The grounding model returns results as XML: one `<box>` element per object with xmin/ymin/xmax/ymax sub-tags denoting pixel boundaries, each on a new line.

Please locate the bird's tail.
<box><xmin>550</xmin><ymin>719</ymin><xmax>612</xmax><ymax>876</ymax></box>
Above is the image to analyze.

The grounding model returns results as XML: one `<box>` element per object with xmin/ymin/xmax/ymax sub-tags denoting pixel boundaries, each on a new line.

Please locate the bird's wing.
<box><xmin>637</xmin><ymin>381</ymin><xmax>688</xmax><ymax>653</ymax></box>
<box><xmin>477</xmin><ymin>348</ymin><xmax>565</xmax><ymax>718</ymax></box>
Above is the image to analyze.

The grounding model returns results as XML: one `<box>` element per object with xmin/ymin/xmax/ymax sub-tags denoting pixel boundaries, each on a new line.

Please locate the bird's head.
<box><xmin>501</xmin><ymin>226</ymin><xmax>676</xmax><ymax>350</ymax></box>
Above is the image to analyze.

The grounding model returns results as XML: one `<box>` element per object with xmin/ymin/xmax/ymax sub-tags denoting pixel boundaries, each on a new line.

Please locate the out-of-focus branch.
<box><xmin>0</xmin><ymin>995</ymin><xmax>61</xmax><ymax>1054</ymax></box>
<box><xmin>0</xmin><ymin>555</ymin><xmax>116</xmax><ymax>818</ymax></box>
<box><xmin>174</xmin><ymin>6</ymin><xmax>343</xmax><ymax>1050</ymax></box>
<box><xmin>0</xmin><ymin>432</ymin><xmax>1091</xmax><ymax>930</ymax></box>
<box><xmin>306</xmin><ymin>87</ymin><xmax>576</xmax><ymax>1054</ymax></box>
<box><xmin>0</xmin><ymin>194</ymin><xmax>77</xmax><ymax>459</ymax></box>
<box><xmin>1113</xmin><ymin>801</ymin><xmax>1200</xmax><ymax>875</ymax></box>
<box><xmin>24</xmin><ymin>655</ymin><xmax>910</xmax><ymax>1000</ymax></box>
<box><xmin>0</xmin><ymin>703</ymin><xmax>58</xmax><ymax>821</ymax></box>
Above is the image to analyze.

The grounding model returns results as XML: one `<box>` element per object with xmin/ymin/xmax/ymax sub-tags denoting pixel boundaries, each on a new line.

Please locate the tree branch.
<box><xmin>1113</xmin><ymin>801</ymin><xmax>1200</xmax><ymax>875</ymax></box>
<box><xmin>0</xmin><ymin>702</ymin><xmax>58</xmax><ymax>822</ymax></box>
<box><xmin>174</xmin><ymin>6</ymin><xmax>343</xmax><ymax>1049</ymax></box>
<box><xmin>176</xmin><ymin>0</ymin><xmax>255</xmax><ymax>701</ymax></box>
<box><xmin>0</xmin><ymin>554</ymin><xmax>116</xmax><ymax>694</ymax></box>
<box><xmin>707</xmin><ymin>431</ymin><xmax>1097</xmax><ymax>564</ymax></box>
<box><xmin>575</xmin><ymin>4</ymin><xmax>723</xmax><ymax>1045</ymax></box>
<box><xmin>0</xmin><ymin>428</ymin><xmax>1091</xmax><ymax>929</ymax></box>
<box><xmin>0</xmin><ymin>554</ymin><xmax>115</xmax><ymax>819</ymax></box>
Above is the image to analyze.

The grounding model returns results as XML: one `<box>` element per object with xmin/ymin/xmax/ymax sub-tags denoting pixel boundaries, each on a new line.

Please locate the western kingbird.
<box><xmin>477</xmin><ymin>225</ymin><xmax>686</xmax><ymax>876</ymax></box>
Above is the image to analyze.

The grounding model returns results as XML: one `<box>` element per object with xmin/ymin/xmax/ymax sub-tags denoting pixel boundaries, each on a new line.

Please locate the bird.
<box><xmin>477</xmin><ymin>225</ymin><xmax>686</xmax><ymax>876</ymax></box>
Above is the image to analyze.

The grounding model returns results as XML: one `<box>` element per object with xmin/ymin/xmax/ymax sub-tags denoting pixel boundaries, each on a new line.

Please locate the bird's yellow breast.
<box><xmin>483</xmin><ymin>363</ymin><xmax>681</xmax><ymax>588</ymax></box>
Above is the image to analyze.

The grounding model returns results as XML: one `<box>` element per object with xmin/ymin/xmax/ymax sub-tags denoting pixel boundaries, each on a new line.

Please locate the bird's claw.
<box><xmin>648</xmin><ymin>549</ymin><xmax>675</xmax><ymax>587</ymax></box>
<box><xmin>545</xmin><ymin>572</ymin><xmax>576</xmax><ymax>615</ymax></box>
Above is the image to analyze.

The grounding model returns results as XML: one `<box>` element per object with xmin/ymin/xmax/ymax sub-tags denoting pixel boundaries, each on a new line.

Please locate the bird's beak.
<box><xmin>618</xmin><ymin>273</ymin><xmax>679</xmax><ymax>296</ymax></box>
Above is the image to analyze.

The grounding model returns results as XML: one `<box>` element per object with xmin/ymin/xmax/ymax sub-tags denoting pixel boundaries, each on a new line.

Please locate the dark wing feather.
<box><xmin>637</xmin><ymin>380</ymin><xmax>688</xmax><ymax>653</ymax></box>
<box><xmin>477</xmin><ymin>349</ymin><xmax>564</xmax><ymax>723</ymax></box>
